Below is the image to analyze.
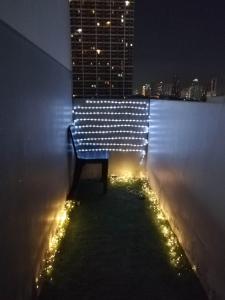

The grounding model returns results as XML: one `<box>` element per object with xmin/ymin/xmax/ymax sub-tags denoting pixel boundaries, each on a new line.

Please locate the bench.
<box><xmin>68</xmin><ymin>124</ymin><xmax>109</xmax><ymax>194</ymax></box>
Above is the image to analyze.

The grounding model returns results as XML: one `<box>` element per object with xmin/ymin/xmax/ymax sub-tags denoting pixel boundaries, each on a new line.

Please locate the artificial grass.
<box><xmin>39</xmin><ymin>179</ymin><xmax>207</xmax><ymax>300</ymax></box>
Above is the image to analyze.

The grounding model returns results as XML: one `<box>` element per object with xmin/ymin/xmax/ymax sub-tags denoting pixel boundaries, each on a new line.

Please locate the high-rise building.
<box><xmin>162</xmin><ymin>83</ymin><xmax>172</xmax><ymax>97</ymax></box>
<box><xmin>148</xmin><ymin>81</ymin><xmax>163</xmax><ymax>99</ymax></box>
<box><xmin>70</xmin><ymin>0</ymin><xmax>135</xmax><ymax>98</ymax></box>
<box><xmin>189</xmin><ymin>78</ymin><xmax>202</xmax><ymax>100</ymax></box>
<box><xmin>171</xmin><ymin>75</ymin><xmax>181</xmax><ymax>98</ymax></box>
<box><xmin>180</xmin><ymin>87</ymin><xmax>190</xmax><ymax>99</ymax></box>
<box><xmin>207</xmin><ymin>78</ymin><xmax>217</xmax><ymax>97</ymax></box>
<box><xmin>141</xmin><ymin>83</ymin><xmax>151</xmax><ymax>97</ymax></box>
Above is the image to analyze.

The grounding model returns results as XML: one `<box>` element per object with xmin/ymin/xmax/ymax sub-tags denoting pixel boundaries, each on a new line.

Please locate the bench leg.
<box><xmin>102</xmin><ymin>160</ymin><xmax>108</xmax><ymax>193</ymax></box>
<box><xmin>72</xmin><ymin>160</ymin><xmax>83</xmax><ymax>191</ymax></box>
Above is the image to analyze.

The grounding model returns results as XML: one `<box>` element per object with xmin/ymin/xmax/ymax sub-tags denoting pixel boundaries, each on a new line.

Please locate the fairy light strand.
<box><xmin>77</xmin><ymin>137</ymin><xmax>148</xmax><ymax>141</ymax></box>
<box><xmin>110</xmin><ymin>176</ymin><xmax>186</xmax><ymax>271</ymax></box>
<box><xmin>75</xmin><ymin>112</ymin><xmax>149</xmax><ymax>116</ymax></box>
<box><xmin>74</xmin><ymin>118</ymin><xmax>149</xmax><ymax>123</ymax></box>
<box><xmin>72</xmin><ymin>99</ymin><xmax>150</xmax><ymax>157</ymax></box>
<box><xmin>142</xmin><ymin>182</ymin><xmax>183</xmax><ymax>268</ymax></box>
<box><xmin>78</xmin><ymin>148</ymin><xmax>146</xmax><ymax>153</ymax></box>
<box><xmin>74</xmin><ymin>124</ymin><xmax>148</xmax><ymax>129</ymax></box>
<box><xmin>35</xmin><ymin>200</ymin><xmax>75</xmax><ymax>290</ymax></box>
<box><xmin>74</xmin><ymin>105</ymin><xmax>148</xmax><ymax>111</ymax></box>
<box><xmin>86</xmin><ymin>100</ymin><xmax>149</xmax><ymax>106</ymax></box>
<box><xmin>78</xmin><ymin>142</ymin><xmax>147</xmax><ymax>147</ymax></box>
<box><xmin>74</xmin><ymin>130</ymin><xmax>148</xmax><ymax>135</ymax></box>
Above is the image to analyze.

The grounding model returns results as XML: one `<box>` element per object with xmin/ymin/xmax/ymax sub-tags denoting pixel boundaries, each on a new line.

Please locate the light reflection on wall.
<box><xmin>35</xmin><ymin>200</ymin><xmax>75</xmax><ymax>290</ymax></box>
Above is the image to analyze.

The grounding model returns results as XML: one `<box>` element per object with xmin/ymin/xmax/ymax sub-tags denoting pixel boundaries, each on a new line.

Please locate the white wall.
<box><xmin>0</xmin><ymin>1</ymin><xmax>72</xmax><ymax>298</ymax></box>
<box><xmin>0</xmin><ymin>0</ymin><xmax>71</xmax><ymax>70</ymax></box>
<box><xmin>148</xmin><ymin>100</ymin><xmax>225</xmax><ymax>299</ymax></box>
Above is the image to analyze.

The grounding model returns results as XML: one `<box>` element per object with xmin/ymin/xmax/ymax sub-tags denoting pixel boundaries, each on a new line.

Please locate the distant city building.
<box><xmin>145</xmin><ymin>81</ymin><xmax>172</xmax><ymax>99</ymax></box>
<box><xmin>141</xmin><ymin>83</ymin><xmax>151</xmax><ymax>97</ymax></box>
<box><xmin>207</xmin><ymin>78</ymin><xmax>217</xmax><ymax>97</ymax></box>
<box><xmin>134</xmin><ymin>88</ymin><xmax>139</xmax><ymax>95</ymax></box>
<box><xmin>156</xmin><ymin>81</ymin><xmax>164</xmax><ymax>98</ymax></box>
<box><xmin>181</xmin><ymin>87</ymin><xmax>190</xmax><ymax>100</ymax></box>
<box><xmin>189</xmin><ymin>78</ymin><xmax>202</xmax><ymax>100</ymax></box>
<box><xmin>149</xmin><ymin>81</ymin><xmax>163</xmax><ymax>98</ymax></box>
<box><xmin>162</xmin><ymin>83</ymin><xmax>172</xmax><ymax>97</ymax></box>
<box><xmin>171</xmin><ymin>75</ymin><xmax>181</xmax><ymax>98</ymax></box>
<box><xmin>70</xmin><ymin>0</ymin><xmax>135</xmax><ymax>98</ymax></box>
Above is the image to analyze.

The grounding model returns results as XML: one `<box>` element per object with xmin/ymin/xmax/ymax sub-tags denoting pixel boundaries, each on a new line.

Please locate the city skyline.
<box><xmin>138</xmin><ymin>77</ymin><xmax>218</xmax><ymax>101</ymax></box>
<box><xmin>134</xmin><ymin>0</ymin><xmax>225</xmax><ymax>95</ymax></box>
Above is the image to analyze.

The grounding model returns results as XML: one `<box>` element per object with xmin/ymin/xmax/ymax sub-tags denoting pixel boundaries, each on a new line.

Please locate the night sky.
<box><xmin>134</xmin><ymin>0</ymin><xmax>225</xmax><ymax>92</ymax></box>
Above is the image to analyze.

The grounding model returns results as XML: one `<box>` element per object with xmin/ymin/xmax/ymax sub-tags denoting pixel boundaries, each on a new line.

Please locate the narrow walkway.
<box><xmin>40</xmin><ymin>180</ymin><xmax>207</xmax><ymax>300</ymax></box>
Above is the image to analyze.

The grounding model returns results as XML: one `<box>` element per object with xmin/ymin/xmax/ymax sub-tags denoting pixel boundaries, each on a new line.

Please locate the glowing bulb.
<box><xmin>36</xmin><ymin>200</ymin><xmax>75</xmax><ymax>281</ymax></box>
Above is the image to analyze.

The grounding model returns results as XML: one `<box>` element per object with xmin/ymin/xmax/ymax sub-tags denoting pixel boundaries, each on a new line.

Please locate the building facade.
<box><xmin>171</xmin><ymin>75</ymin><xmax>181</xmax><ymax>98</ymax></box>
<box><xmin>189</xmin><ymin>78</ymin><xmax>202</xmax><ymax>100</ymax></box>
<box><xmin>141</xmin><ymin>83</ymin><xmax>151</xmax><ymax>97</ymax></box>
<box><xmin>70</xmin><ymin>0</ymin><xmax>135</xmax><ymax>98</ymax></box>
<box><xmin>207</xmin><ymin>78</ymin><xmax>217</xmax><ymax>97</ymax></box>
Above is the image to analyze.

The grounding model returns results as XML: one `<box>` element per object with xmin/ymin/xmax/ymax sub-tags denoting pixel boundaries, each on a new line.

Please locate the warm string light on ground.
<box><xmin>35</xmin><ymin>200</ymin><xmax>75</xmax><ymax>290</ymax></box>
<box><xmin>110</xmin><ymin>174</ymin><xmax>134</xmax><ymax>184</ymax></box>
<box><xmin>142</xmin><ymin>182</ymin><xmax>183</xmax><ymax>268</ymax></box>
<box><xmin>110</xmin><ymin>176</ymin><xmax>184</xmax><ymax>270</ymax></box>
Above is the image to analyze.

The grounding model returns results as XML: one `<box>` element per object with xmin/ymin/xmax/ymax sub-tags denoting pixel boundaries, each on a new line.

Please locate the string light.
<box><xmin>74</xmin><ymin>124</ymin><xmax>148</xmax><ymax>129</ymax></box>
<box><xmin>75</xmin><ymin>111</ymin><xmax>149</xmax><ymax>116</ymax></box>
<box><xmin>78</xmin><ymin>148</ymin><xmax>146</xmax><ymax>153</ymax></box>
<box><xmin>110</xmin><ymin>176</ymin><xmax>185</xmax><ymax>271</ymax></box>
<box><xmin>142</xmin><ymin>183</ymin><xmax>183</xmax><ymax>268</ymax></box>
<box><xmin>35</xmin><ymin>200</ymin><xmax>75</xmax><ymax>289</ymax></box>
<box><xmin>74</xmin><ymin>118</ymin><xmax>149</xmax><ymax>123</ymax></box>
<box><xmin>86</xmin><ymin>100</ymin><xmax>149</xmax><ymax>106</ymax></box>
<box><xmin>74</xmin><ymin>105</ymin><xmax>148</xmax><ymax>111</ymax></box>
<box><xmin>77</xmin><ymin>137</ymin><xmax>148</xmax><ymax>141</ymax></box>
<box><xmin>72</xmin><ymin>99</ymin><xmax>150</xmax><ymax>159</ymax></box>
<box><xmin>74</xmin><ymin>130</ymin><xmax>148</xmax><ymax>135</ymax></box>
<box><xmin>78</xmin><ymin>142</ymin><xmax>147</xmax><ymax>147</ymax></box>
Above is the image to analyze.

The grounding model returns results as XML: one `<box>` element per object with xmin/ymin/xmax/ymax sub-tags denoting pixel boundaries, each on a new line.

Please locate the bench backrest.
<box><xmin>68</xmin><ymin>124</ymin><xmax>79</xmax><ymax>159</ymax></box>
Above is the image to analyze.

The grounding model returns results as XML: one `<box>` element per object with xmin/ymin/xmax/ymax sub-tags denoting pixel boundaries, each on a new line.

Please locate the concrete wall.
<box><xmin>0</xmin><ymin>1</ymin><xmax>72</xmax><ymax>299</ymax></box>
<box><xmin>207</xmin><ymin>96</ymin><xmax>225</xmax><ymax>103</ymax></box>
<box><xmin>148</xmin><ymin>100</ymin><xmax>225</xmax><ymax>299</ymax></box>
<box><xmin>0</xmin><ymin>0</ymin><xmax>71</xmax><ymax>70</ymax></box>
